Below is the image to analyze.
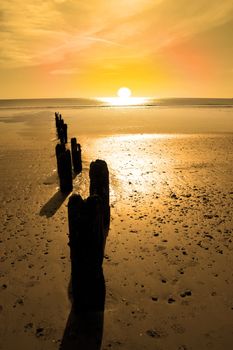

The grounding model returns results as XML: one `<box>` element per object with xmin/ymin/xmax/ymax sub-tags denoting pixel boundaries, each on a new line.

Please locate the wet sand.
<box><xmin>0</xmin><ymin>108</ymin><xmax>233</xmax><ymax>350</ymax></box>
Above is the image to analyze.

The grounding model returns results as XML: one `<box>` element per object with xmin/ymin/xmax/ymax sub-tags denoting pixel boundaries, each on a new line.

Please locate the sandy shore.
<box><xmin>0</xmin><ymin>108</ymin><xmax>233</xmax><ymax>350</ymax></box>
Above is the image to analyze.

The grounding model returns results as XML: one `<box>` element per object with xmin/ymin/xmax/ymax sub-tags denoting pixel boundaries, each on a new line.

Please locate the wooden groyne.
<box><xmin>54</xmin><ymin>111</ymin><xmax>110</xmax><ymax>312</ymax></box>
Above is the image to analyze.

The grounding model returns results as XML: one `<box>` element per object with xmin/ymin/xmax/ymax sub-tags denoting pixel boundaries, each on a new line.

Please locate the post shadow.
<box><xmin>59</xmin><ymin>274</ymin><xmax>105</xmax><ymax>350</ymax></box>
<box><xmin>39</xmin><ymin>190</ymin><xmax>69</xmax><ymax>218</ymax></box>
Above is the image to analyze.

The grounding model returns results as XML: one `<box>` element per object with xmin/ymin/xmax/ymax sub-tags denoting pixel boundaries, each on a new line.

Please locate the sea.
<box><xmin>0</xmin><ymin>97</ymin><xmax>232</xmax><ymax>109</ymax></box>
<box><xmin>0</xmin><ymin>97</ymin><xmax>232</xmax><ymax>136</ymax></box>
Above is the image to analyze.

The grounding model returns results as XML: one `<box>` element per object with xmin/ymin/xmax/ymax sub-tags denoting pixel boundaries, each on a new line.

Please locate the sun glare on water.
<box><xmin>98</xmin><ymin>87</ymin><xmax>149</xmax><ymax>106</ymax></box>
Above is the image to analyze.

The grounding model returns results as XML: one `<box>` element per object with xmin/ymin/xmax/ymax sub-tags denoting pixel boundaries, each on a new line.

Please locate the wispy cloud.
<box><xmin>0</xmin><ymin>0</ymin><xmax>232</xmax><ymax>70</ymax></box>
<box><xmin>85</xmin><ymin>36</ymin><xmax>123</xmax><ymax>47</ymax></box>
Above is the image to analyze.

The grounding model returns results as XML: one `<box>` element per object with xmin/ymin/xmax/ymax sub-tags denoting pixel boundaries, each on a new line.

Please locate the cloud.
<box><xmin>85</xmin><ymin>36</ymin><xmax>122</xmax><ymax>47</ymax></box>
<box><xmin>97</xmin><ymin>0</ymin><xmax>233</xmax><ymax>55</ymax></box>
<box><xmin>0</xmin><ymin>0</ymin><xmax>232</xmax><ymax>70</ymax></box>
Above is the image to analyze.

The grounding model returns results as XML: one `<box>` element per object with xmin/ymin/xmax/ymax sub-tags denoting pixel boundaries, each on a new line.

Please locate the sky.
<box><xmin>0</xmin><ymin>0</ymin><xmax>233</xmax><ymax>99</ymax></box>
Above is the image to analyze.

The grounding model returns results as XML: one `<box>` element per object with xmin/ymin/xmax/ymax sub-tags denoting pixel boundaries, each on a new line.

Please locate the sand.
<box><xmin>0</xmin><ymin>107</ymin><xmax>233</xmax><ymax>350</ymax></box>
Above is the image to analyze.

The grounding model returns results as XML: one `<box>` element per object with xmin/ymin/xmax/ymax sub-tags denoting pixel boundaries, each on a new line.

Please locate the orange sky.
<box><xmin>0</xmin><ymin>0</ymin><xmax>233</xmax><ymax>98</ymax></box>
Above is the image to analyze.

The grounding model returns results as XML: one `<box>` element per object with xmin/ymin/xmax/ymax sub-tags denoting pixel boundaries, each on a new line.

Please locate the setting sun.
<box><xmin>117</xmin><ymin>87</ymin><xmax>132</xmax><ymax>99</ymax></box>
<box><xmin>98</xmin><ymin>87</ymin><xmax>149</xmax><ymax>106</ymax></box>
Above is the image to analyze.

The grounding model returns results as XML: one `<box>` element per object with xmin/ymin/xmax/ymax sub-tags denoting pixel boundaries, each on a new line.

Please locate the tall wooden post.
<box><xmin>89</xmin><ymin>160</ymin><xmax>110</xmax><ymax>229</ymax></box>
<box><xmin>63</xmin><ymin>123</ymin><xmax>68</xmax><ymax>144</ymax></box>
<box><xmin>55</xmin><ymin>112</ymin><xmax>59</xmax><ymax>130</ymax></box>
<box><xmin>56</xmin><ymin>149</ymin><xmax>73</xmax><ymax>193</ymax></box>
<box><xmin>55</xmin><ymin>143</ymin><xmax>66</xmax><ymax>176</ymax></box>
<box><xmin>71</xmin><ymin>137</ymin><xmax>82</xmax><ymax>174</ymax></box>
<box><xmin>68</xmin><ymin>194</ymin><xmax>105</xmax><ymax>312</ymax></box>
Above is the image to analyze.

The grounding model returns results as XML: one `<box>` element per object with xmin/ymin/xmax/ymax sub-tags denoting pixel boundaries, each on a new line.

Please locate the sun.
<box><xmin>97</xmin><ymin>87</ymin><xmax>149</xmax><ymax>106</ymax></box>
<box><xmin>117</xmin><ymin>87</ymin><xmax>132</xmax><ymax>99</ymax></box>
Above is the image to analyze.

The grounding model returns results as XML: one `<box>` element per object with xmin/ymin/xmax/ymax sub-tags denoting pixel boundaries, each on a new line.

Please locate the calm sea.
<box><xmin>0</xmin><ymin>98</ymin><xmax>232</xmax><ymax>109</ymax></box>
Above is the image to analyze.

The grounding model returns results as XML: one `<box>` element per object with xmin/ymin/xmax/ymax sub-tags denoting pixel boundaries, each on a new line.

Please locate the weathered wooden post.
<box><xmin>58</xmin><ymin>113</ymin><xmax>63</xmax><ymax>126</ymax></box>
<box><xmin>55</xmin><ymin>143</ymin><xmax>66</xmax><ymax>176</ymax></box>
<box><xmin>59</xmin><ymin>127</ymin><xmax>64</xmax><ymax>144</ymax></box>
<box><xmin>57</xmin><ymin>149</ymin><xmax>73</xmax><ymax>193</ymax></box>
<box><xmin>89</xmin><ymin>160</ymin><xmax>110</xmax><ymax>229</ymax></box>
<box><xmin>71</xmin><ymin>137</ymin><xmax>82</xmax><ymax>174</ymax></box>
<box><xmin>55</xmin><ymin>112</ymin><xmax>59</xmax><ymax>130</ymax></box>
<box><xmin>63</xmin><ymin>123</ymin><xmax>68</xmax><ymax>144</ymax></box>
<box><xmin>56</xmin><ymin>114</ymin><xmax>62</xmax><ymax>136</ymax></box>
<box><xmin>57</xmin><ymin>118</ymin><xmax>64</xmax><ymax>141</ymax></box>
<box><xmin>68</xmin><ymin>194</ymin><xmax>105</xmax><ymax>312</ymax></box>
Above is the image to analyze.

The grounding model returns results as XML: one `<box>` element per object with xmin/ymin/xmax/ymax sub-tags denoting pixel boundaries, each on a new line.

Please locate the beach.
<box><xmin>0</xmin><ymin>102</ymin><xmax>233</xmax><ymax>350</ymax></box>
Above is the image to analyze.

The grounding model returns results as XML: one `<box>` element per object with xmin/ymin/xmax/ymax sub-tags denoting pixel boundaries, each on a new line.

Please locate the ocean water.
<box><xmin>0</xmin><ymin>97</ymin><xmax>232</xmax><ymax>109</ymax></box>
<box><xmin>0</xmin><ymin>98</ymin><xmax>232</xmax><ymax>135</ymax></box>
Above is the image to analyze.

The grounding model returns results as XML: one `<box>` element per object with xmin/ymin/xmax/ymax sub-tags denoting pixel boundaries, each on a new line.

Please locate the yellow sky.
<box><xmin>0</xmin><ymin>0</ymin><xmax>233</xmax><ymax>98</ymax></box>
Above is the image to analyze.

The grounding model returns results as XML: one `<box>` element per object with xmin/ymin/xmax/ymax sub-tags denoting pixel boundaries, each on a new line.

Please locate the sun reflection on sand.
<box><xmin>111</xmin><ymin>133</ymin><xmax>179</xmax><ymax>141</ymax></box>
<box><xmin>86</xmin><ymin>133</ymin><xmax>179</xmax><ymax>198</ymax></box>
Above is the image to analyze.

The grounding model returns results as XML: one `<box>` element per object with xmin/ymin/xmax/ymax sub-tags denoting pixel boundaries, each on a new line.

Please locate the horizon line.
<box><xmin>0</xmin><ymin>96</ymin><xmax>232</xmax><ymax>101</ymax></box>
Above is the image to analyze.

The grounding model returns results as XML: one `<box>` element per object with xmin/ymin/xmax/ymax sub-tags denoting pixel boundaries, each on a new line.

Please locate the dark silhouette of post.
<box><xmin>63</xmin><ymin>123</ymin><xmax>68</xmax><ymax>144</ymax></box>
<box><xmin>57</xmin><ymin>116</ymin><xmax>64</xmax><ymax>140</ymax></box>
<box><xmin>89</xmin><ymin>160</ymin><xmax>110</xmax><ymax>230</ymax></box>
<box><xmin>71</xmin><ymin>137</ymin><xmax>82</xmax><ymax>174</ymax></box>
<box><xmin>56</xmin><ymin>148</ymin><xmax>73</xmax><ymax>193</ymax></box>
<box><xmin>55</xmin><ymin>112</ymin><xmax>59</xmax><ymax>130</ymax></box>
<box><xmin>54</xmin><ymin>112</ymin><xmax>68</xmax><ymax>144</ymax></box>
<box><xmin>55</xmin><ymin>113</ymin><xmax>61</xmax><ymax>132</ymax></box>
<box><xmin>58</xmin><ymin>119</ymin><xmax>64</xmax><ymax>142</ymax></box>
<box><xmin>68</xmin><ymin>194</ymin><xmax>105</xmax><ymax>312</ymax></box>
<box><xmin>55</xmin><ymin>143</ymin><xmax>66</xmax><ymax>176</ymax></box>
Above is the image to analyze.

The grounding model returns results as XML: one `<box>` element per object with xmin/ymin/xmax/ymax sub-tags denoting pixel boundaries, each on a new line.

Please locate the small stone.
<box><xmin>180</xmin><ymin>290</ymin><xmax>192</xmax><ymax>298</ymax></box>
<box><xmin>168</xmin><ymin>297</ymin><xmax>176</xmax><ymax>304</ymax></box>
<box><xmin>36</xmin><ymin>327</ymin><xmax>44</xmax><ymax>337</ymax></box>
<box><xmin>146</xmin><ymin>329</ymin><xmax>160</xmax><ymax>338</ymax></box>
<box><xmin>24</xmin><ymin>322</ymin><xmax>33</xmax><ymax>331</ymax></box>
<box><xmin>151</xmin><ymin>297</ymin><xmax>158</xmax><ymax>302</ymax></box>
<box><xmin>171</xmin><ymin>193</ymin><xmax>178</xmax><ymax>199</ymax></box>
<box><xmin>16</xmin><ymin>298</ymin><xmax>24</xmax><ymax>305</ymax></box>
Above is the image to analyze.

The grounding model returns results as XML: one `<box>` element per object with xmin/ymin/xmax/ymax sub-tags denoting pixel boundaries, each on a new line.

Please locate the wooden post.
<box><xmin>56</xmin><ymin>114</ymin><xmax>62</xmax><ymax>137</ymax></box>
<box><xmin>55</xmin><ymin>143</ymin><xmax>66</xmax><ymax>176</ymax></box>
<box><xmin>63</xmin><ymin>123</ymin><xmax>68</xmax><ymax>144</ymax></box>
<box><xmin>57</xmin><ymin>149</ymin><xmax>73</xmax><ymax>193</ymax></box>
<box><xmin>89</xmin><ymin>160</ymin><xmax>110</xmax><ymax>229</ymax></box>
<box><xmin>71</xmin><ymin>137</ymin><xmax>82</xmax><ymax>174</ymax></box>
<box><xmin>68</xmin><ymin>194</ymin><xmax>105</xmax><ymax>312</ymax></box>
<box><xmin>55</xmin><ymin>112</ymin><xmax>59</xmax><ymax>129</ymax></box>
<box><xmin>59</xmin><ymin>119</ymin><xmax>64</xmax><ymax>142</ymax></box>
<box><xmin>57</xmin><ymin>118</ymin><xmax>64</xmax><ymax>141</ymax></box>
